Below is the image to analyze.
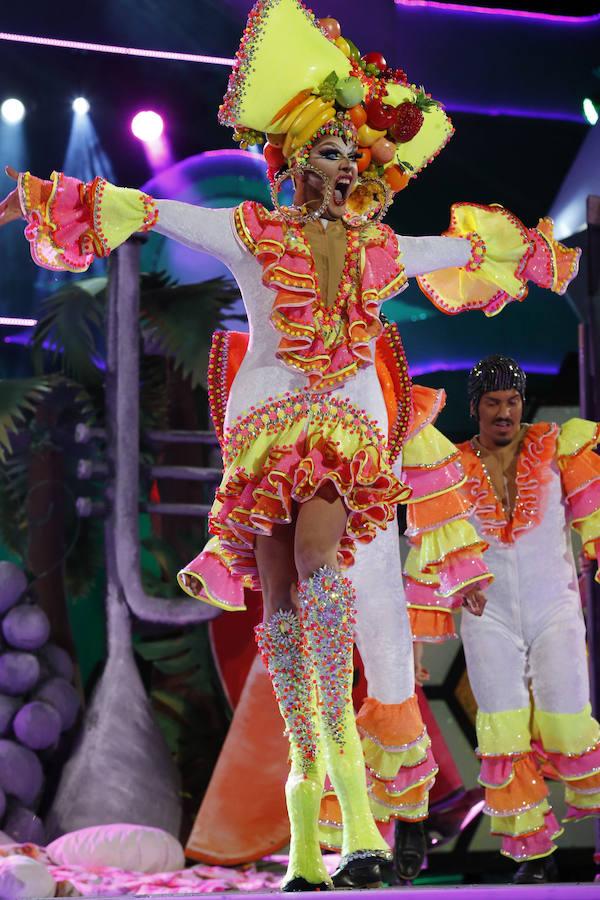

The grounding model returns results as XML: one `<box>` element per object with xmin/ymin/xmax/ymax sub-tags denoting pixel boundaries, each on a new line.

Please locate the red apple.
<box><xmin>362</xmin><ymin>51</ymin><xmax>387</xmax><ymax>71</ymax></box>
<box><xmin>364</xmin><ymin>98</ymin><xmax>398</xmax><ymax>131</ymax></box>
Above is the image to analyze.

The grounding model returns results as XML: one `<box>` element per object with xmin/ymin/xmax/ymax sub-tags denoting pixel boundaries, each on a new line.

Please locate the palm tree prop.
<box><xmin>0</xmin><ymin>241</ymin><xmax>241</xmax><ymax>838</ymax></box>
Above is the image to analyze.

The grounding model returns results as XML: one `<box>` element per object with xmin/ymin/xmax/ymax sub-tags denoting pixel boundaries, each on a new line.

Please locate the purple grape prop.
<box><xmin>0</xmin><ymin>564</ymin><xmax>80</xmax><ymax>843</ymax></box>
<box><xmin>2</xmin><ymin>605</ymin><xmax>50</xmax><ymax>651</ymax></box>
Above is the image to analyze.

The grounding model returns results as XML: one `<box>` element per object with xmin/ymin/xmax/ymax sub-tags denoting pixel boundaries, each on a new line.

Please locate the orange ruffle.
<box><xmin>407</xmin><ymin>607</ymin><xmax>458</xmax><ymax>642</ymax></box>
<box><xmin>357</xmin><ymin>694</ymin><xmax>424</xmax><ymax>748</ymax></box>
<box><xmin>559</xmin><ymin>424</ymin><xmax>600</xmax><ymax>501</ymax></box>
<box><xmin>458</xmin><ymin>422</ymin><xmax>558</xmax><ymax>544</ymax></box>
<box><xmin>484</xmin><ymin>754</ymin><xmax>548</xmax><ymax>817</ymax></box>
<box><xmin>406</xmin><ymin>484</ymin><xmax>472</xmax><ymax>534</ymax></box>
<box><xmin>406</xmin><ymin>384</ymin><xmax>446</xmax><ymax>442</ymax></box>
<box><xmin>234</xmin><ymin>201</ymin><xmax>407</xmax><ymax>392</ymax></box>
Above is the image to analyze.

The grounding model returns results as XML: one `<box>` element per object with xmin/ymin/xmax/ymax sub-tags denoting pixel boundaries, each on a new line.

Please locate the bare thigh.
<box><xmin>294</xmin><ymin>482</ymin><xmax>347</xmax><ymax>582</ymax></box>
<box><xmin>255</xmin><ymin>523</ymin><xmax>298</xmax><ymax>621</ymax></box>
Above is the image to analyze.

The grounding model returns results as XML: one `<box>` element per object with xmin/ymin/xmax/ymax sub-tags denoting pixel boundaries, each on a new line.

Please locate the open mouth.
<box><xmin>333</xmin><ymin>175</ymin><xmax>352</xmax><ymax>206</ymax></box>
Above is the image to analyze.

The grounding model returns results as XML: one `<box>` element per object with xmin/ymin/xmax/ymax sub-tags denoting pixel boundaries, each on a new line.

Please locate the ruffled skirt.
<box><xmin>178</xmin><ymin>390</ymin><xmax>409</xmax><ymax>611</ymax></box>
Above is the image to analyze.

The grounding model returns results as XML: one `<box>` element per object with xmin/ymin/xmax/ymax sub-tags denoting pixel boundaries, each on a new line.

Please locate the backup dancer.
<box><xmin>0</xmin><ymin>0</ymin><xmax>579</xmax><ymax>889</ymax></box>
<box><xmin>406</xmin><ymin>356</ymin><xmax>600</xmax><ymax>883</ymax></box>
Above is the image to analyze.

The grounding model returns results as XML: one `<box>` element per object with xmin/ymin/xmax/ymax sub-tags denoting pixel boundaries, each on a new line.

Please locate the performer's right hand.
<box><xmin>0</xmin><ymin>166</ymin><xmax>22</xmax><ymax>227</ymax></box>
<box><xmin>461</xmin><ymin>585</ymin><xmax>487</xmax><ymax>617</ymax></box>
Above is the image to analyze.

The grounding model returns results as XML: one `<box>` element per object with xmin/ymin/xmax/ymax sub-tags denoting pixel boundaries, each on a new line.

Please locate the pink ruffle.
<box><xmin>236</xmin><ymin>201</ymin><xmax>406</xmax><ymax>392</ymax></box>
<box><xmin>370</xmin><ymin>746</ymin><xmax>438</xmax><ymax>794</ymax></box>
<box><xmin>23</xmin><ymin>173</ymin><xmax>94</xmax><ymax>272</ymax></box>
<box><xmin>438</xmin><ymin>554</ymin><xmax>492</xmax><ymax>597</ymax></box>
<box><xmin>479</xmin><ymin>756</ymin><xmax>514</xmax><ymax>789</ymax></box>
<box><xmin>569</xmin><ymin>478</ymin><xmax>600</xmax><ymax>521</ymax></box>
<box><xmin>179</xmin><ymin>550</ymin><xmax>246</xmax><ymax>611</ymax></box>
<box><xmin>500</xmin><ymin>810</ymin><xmax>561</xmax><ymax>861</ymax></box>
<box><xmin>404</xmin><ymin>577</ymin><xmax>457</xmax><ymax>608</ymax></box>
<box><xmin>533</xmin><ymin>740</ymin><xmax>600</xmax><ymax>781</ymax></box>
<box><xmin>402</xmin><ymin>458</ymin><xmax>464</xmax><ymax>501</ymax></box>
<box><xmin>564</xmin><ymin>804</ymin><xmax>600</xmax><ymax>822</ymax></box>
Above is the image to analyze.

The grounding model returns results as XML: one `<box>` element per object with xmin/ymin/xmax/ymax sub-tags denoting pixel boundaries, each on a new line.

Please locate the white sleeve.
<box><xmin>154</xmin><ymin>201</ymin><xmax>247</xmax><ymax>270</ymax></box>
<box><xmin>396</xmin><ymin>235</ymin><xmax>471</xmax><ymax>278</ymax></box>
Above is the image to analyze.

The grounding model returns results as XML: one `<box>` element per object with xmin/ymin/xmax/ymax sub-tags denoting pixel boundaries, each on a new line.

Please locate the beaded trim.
<box><xmin>298</xmin><ymin>566</ymin><xmax>356</xmax><ymax>748</ymax></box>
<box><xmin>255</xmin><ymin>609</ymin><xmax>320</xmax><ymax>771</ymax></box>
<box><xmin>219</xmin><ymin>0</ymin><xmax>319</xmax><ymax>128</ymax></box>
<box><xmin>222</xmin><ymin>390</ymin><xmax>388</xmax><ymax>465</ymax></box>
<box><xmin>464</xmin><ymin>230</ymin><xmax>486</xmax><ymax>273</ymax></box>
<box><xmin>207</xmin><ymin>330</ymin><xmax>231</xmax><ymax>447</ymax></box>
<box><xmin>377</xmin><ymin>315</ymin><xmax>412</xmax><ymax>465</ymax></box>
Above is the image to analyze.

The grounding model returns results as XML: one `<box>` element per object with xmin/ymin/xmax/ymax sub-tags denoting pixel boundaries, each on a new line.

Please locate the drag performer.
<box><xmin>0</xmin><ymin>0</ymin><xmax>580</xmax><ymax>889</ymax></box>
<box><xmin>406</xmin><ymin>355</ymin><xmax>600</xmax><ymax>883</ymax></box>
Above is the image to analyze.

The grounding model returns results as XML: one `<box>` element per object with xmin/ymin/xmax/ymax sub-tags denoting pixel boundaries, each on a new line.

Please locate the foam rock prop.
<box><xmin>46</xmin><ymin>587</ymin><xmax>181</xmax><ymax>839</ymax></box>
<box><xmin>48</xmin><ymin>823</ymin><xmax>185</xmax><ymax>874</ymax></box>
<box><xmin>0</xmin><ymin>855</ymin><xmax>56</xmax><ymax>899</ymax></box>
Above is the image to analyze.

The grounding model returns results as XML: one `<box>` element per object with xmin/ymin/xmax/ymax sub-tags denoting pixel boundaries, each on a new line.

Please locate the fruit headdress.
<box><xmin>219</xmin><ymin>0</ymin><xmax>454</xmax><ymax>196</ymax></box>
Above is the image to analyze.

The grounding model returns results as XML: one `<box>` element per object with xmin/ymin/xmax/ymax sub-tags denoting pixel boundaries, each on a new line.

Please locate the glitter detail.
<box><xmin>464</xmin><ymin>230</ymin><xmax>486</xmax><ymax>272</ymax></box>
<box><xmin>298</xmin><ymin>566</ymin><xmax>356</xmax><ymax>748</ymax></box>
<box><xmin>337</xmin><ymin>849</ymin><xmax>393</xmax><ymax>867</ymax></box>
<box><xmin>294</xmin><ymin>113</ymin><xmax>358</xmax><ymax>165</ymax></box>
<box><xmin>255</xmin><ymin>609</ymin><xmax>319</xmax><ymax>771</ymax></box>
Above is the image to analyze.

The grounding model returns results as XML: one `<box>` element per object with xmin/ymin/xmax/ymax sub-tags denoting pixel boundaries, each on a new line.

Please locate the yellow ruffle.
<box><xmin>557</xmin><ymin>417</ymin><xmax>600</xmax><ymax>458</ymax></box>
<box><xmin>402</xmin><ymin>422</ymin><xmax>459</xmax><ymax>470</ymax></box>
<box><xmin>418</xmin><ymin>520</ymin><xmax>486</xmax><ymax>575</ymax></box>
<box><xmin>532</xmin><ymin>704</ymin><xmax>600</xmax><ymax>756</ymax></box>
<box><xmin>490</xmin><ymin>800</ymin><xmax>551</xmax><ymax>838</ymax></box>
<box><xmin>565</xmin><ymin>786</ymin><xmax>600</xmax><ymax>809</ymax></box>
<box><xmin>416</xmin><ymin>202</ymin><xmax>532</xmax><ymax>317</ymax></box>
<box><xmin>93</xmin><ymin>180</ymin><xmax>157</xmax><ymax>255</ymax></box>
<box><xmin>360</xmin><ymin>732</ymin><xmax>431</xmax><ymax>781</ymax></box>
<box><xmin>404</xmin><ymin>547</ymin><xmax>439</xmax><ymax>585</ymax></box>
<box><xmin>477</xmin><ymin>707</ymin><xmax>531</xmax><ymax>757</ymax></box>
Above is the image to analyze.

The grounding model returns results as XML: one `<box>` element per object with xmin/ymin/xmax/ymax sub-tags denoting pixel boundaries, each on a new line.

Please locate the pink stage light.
<box><xmin>131</xmin><ymin>111</ymin><xmax>164</xmax><ymax>143</ymax></box>
<box><xmin>0</xmin><ymin>316</ymin><xmax>37</xmax><ymax>327</ymax></box>
<box><xmin>0</xmin><ymin>32</ymin><xmax>234</xmax><ymax>66</ymax></box>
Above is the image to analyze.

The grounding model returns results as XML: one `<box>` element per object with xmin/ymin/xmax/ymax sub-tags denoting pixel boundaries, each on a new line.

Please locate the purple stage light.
<box><xmin>395</xmin><ymin>0</ymin><xmax>600</xmax><ymax>25</ymax></box>
<box><xmin>0</xmin><ymin>32</ymin><xmax>234</xmax><ymax>66</ymax></box>
<box><xmin>409</xmin><ymin>359</ymin><xmax>560</xmax><ymax>376</ymax></box>
<box><xmin>131</xmin><ymin>111</ymin><xmax>164</xmax><ymax>143</ymax></box>
<box><xmin>445</xmin><ymin>102</ymin><xmax>585</xmax><ymax>123</ymax></box>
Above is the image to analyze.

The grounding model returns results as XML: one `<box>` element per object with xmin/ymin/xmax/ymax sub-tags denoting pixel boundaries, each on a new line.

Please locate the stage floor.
<box><xmin>83</xmin><ymin>886</ymin><xmax>600</xmax><ymax>899</ymax></box>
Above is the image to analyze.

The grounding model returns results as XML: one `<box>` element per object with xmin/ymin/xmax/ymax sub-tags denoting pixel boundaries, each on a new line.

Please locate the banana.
<box><xmin>272</xmin><ymin>95</ymin><xmax>315</xmax><ymax>134</ymax></box>
<box><xmin>291</xmin><ymin>106</ymin><xmax>336</xmax><ymax>153</ymax></box>
<box><xmin>288</xmin><ymin>97</ymin><xmax>330</xmax><ymax>138</ymax></box>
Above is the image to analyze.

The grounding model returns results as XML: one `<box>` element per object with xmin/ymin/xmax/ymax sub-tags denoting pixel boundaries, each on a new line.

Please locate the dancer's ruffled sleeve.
<box><xmin>415</xmin><ymin>204</ymin><xmax>581</xmax><ymax>317</ymax></box>
<box><xmin>402</xmin><ymin>386</ymin><xmax>492</xmax><ymax>642</ymax></box>
<box><xmin>17</xmin><ymin>171</ymin><xmax>158</xmax><ymax>272</ymax></box>
<box><xmin>557</xmin><ymin>418</ymin><xmax>600</xmax><ymax>583</ymax></box>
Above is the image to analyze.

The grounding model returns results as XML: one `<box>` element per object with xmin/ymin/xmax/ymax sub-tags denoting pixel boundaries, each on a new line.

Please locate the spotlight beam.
<box><xmin>0</xmin><ymin>31</ymin><xmax>234</xmax><ymax>66</ymax></box>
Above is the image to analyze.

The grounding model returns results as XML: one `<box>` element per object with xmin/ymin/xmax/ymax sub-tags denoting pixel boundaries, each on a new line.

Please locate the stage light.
<box><xmin>1</xmin><ymin>98</ymin><xmax>25</xmax><ymax>124</ymax></box>
<box><xmin>583</xmin><ymin>98</ymin><xmax>599</xmax><ymax>126</ymax></box>
<box><xmin>72</xmin><ymin>97</ymin><xmax>90</xmax><ymax>115</ymax></box>
<box><xmin>131</xmin><ymin>110</ymin><xmax>164</xmax><ymax>143</ymax></box>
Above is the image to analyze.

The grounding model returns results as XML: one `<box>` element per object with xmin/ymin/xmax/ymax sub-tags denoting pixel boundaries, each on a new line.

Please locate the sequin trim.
<box><xmin>255</xmin><ymin>609</ymin><xmax>319</xmax><ymax>771</ymax></box>
<box><xmin>298</xmin><ymin>566</ymin><xmax>355</xmax><ymax>748</ymax></box>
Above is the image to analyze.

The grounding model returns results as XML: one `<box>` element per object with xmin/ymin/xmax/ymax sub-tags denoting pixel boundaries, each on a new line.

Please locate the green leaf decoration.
<box><xmin>32</xmin><ymin>278</ymin><xmax>107</xmax><ymax>386</ymax></box>
<box><xmin>318</xmin><ymin>70</ymin><xmax>339</xmax><ymax>100</ymax></box>
<box><xmin>0</xmin><ymin>376</ymin><xmax>53</xmax><ymax>461</ymax></box>
<box><xmin>140</xmin><ymin>275</ymin><xmax>242</xmax><ymax>389</ymax></box>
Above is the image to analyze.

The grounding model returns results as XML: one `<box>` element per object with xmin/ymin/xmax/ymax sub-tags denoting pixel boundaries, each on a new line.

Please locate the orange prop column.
<box><xmin>185</xmin><ymin>653</ymin><xmax>290</xmax><ymax>864</ymax></box>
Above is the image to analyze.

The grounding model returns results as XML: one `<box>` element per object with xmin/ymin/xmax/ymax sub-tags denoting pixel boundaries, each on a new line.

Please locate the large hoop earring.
<box><xmin>343</xmin><ymin>175</ymin><xmax>393</xmax><ymax>228</ymax></box>
<box><xmin>270</xmin><ymin>164</ymin><xmax>332</xmax><ymax>225</ymax></box>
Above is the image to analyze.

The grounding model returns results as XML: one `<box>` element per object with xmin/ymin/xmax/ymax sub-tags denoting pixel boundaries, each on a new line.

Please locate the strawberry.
<box><xmin>388</xmin><ymin>88</ymin><xmax>439</xmax><ymax>144</ymax></box>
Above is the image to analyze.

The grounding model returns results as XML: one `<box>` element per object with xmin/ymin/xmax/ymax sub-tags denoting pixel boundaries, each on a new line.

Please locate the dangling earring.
<box><xmin>271</xmin><ymin>164</ymin><xmax>332</xmax><ymax>225</ymax></box>
<box><xmin>343</xmin><ymin>175</ymin><xmax>393</xmax><ymax>227</ymax></box>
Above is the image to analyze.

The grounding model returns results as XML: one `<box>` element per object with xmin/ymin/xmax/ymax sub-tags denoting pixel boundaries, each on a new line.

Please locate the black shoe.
<box><xmin>513</xmin><ymin>855</ymin><xmax>559</xmax><ymax>884</ymax></box>
<box><xmin>394</xmin><ymin>819</ymin><xmax>426</xmax><ymax>882</ymax></box>
<box><xmin>331</xmin><ymin>850</ymin><xmax>392</xmax><ymax>888</ymax></box>
<box><xmin>282</xmin><ymin>877</ymin><xmax>332</xmax><ymax>891</ymax></box>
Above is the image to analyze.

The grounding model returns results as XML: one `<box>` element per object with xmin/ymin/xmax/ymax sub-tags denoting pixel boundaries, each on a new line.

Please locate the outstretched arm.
<box><xmin>0</xmin><ymin>167</ymin><xmax>245</xmax><ymax>273</ymax></box>
<box><xmin>397</xmin><ymin>202</ymin><xmax>580</xmax><ymax>317</ymax></box>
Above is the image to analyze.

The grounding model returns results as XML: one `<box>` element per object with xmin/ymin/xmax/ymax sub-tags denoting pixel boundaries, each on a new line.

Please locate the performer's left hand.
<box><xmin>461</xmin><ymin>585</ymin><xmax>487</xmax><ymax>616</ymax></box>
